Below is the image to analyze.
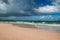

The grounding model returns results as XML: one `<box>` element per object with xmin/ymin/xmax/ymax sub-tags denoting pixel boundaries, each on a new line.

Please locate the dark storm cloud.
<box><xmin>0</xmin><ymin>0</ymin><xmax>60</xmax><ymax>14</ymax></box>
<box><xmin>2</xmin><ymin>0</ymin><xmax>9</xmax><ymax>4</ymax></box>
<box><xmin>0</xmin><ymin>0</ymin><xmax>36</xmax><ymax>16</ymax></box>
<box><xmin>0</xmin><ymin>0</ymin><xmax>60</xmax><ymax>21</ymax></box>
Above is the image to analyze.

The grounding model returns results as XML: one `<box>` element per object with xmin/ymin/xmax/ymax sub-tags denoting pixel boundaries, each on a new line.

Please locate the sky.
<box><xmin>34</xmin><ymin>0</ymin><xmax>53</xmax><ymax>6</ymax></box>
<box><xmin>0</xmin><ymin>0</ymin><xmax>60</xmax><ymax>21</ymax></box>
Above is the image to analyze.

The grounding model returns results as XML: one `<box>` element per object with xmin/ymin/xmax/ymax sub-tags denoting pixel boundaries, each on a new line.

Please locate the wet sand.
<box><xmin>0</xmin><ymin>23</ymin><xmax>60</xmax><ymax>40</ymax></box>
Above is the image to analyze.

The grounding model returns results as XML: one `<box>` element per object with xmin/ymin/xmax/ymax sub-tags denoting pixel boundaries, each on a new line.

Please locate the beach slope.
<box><xmin>0</xmin><ymin>23</ymin><xmax>60</xmax><ymax>40</ymax></box>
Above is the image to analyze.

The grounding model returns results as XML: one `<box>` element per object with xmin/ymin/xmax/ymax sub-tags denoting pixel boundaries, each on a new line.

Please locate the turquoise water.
<box><xmin>0</xmin><ymin>20</ymin><xmax>60</xmax><ymax>24</ymax></box>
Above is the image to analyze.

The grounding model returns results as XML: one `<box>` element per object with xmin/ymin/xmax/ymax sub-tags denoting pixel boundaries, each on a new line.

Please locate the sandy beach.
<box><xmin>0</xmin><ymin>23</ymin><xmax>60</xmax><ymax>40</ymax></box>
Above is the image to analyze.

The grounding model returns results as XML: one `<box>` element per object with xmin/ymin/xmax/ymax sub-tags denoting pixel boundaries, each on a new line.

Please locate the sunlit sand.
<box><xmin>0</xmin><ymin>22</ymin><xmax>60</xmax><ymax>40</ymax></box>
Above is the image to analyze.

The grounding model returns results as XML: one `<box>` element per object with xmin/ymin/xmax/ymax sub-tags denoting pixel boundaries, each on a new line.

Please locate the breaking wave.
<box><xmin>9</xmin><ymin>22</ymin><xmax>60</xmax><ymax>31</ymax></box>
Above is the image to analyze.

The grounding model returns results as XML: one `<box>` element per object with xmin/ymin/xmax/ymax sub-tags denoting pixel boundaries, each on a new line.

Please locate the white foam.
<box><xmin>9</xmin><ymin>22</ymin><xmax>60</xmax><ymax>27</ymax></box>
<box><xmin>9</xmin><ymin>22</ymin><xmax>60</xmax><ymax>31</ymax></box>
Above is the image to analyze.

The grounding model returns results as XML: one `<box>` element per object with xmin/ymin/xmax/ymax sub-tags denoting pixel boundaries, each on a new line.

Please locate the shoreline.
<box><xmin>0</xmin><ymin>22</ymin><xmax>60</xmax><ymax>31</ymax></box>
<box><xmin>0</xmin><ymin>23</ymin><xmax>60</xmax><ymax>40</ymax></box>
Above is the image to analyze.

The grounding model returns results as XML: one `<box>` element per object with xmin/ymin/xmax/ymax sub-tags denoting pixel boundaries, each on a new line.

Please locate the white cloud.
<box><xmin>0</xmin><ymin>0</ymin><xmax>8</xmax><ymax>13</ymax></box>
<box><xmin>33</xmin><ymin>5</ymin><xmax>59</xmax><ymax>13</ymax></box>
<box><xmin>33</xmin><ymin>0</ymin><xmax>60</xmax><ymax>13</ymax></box>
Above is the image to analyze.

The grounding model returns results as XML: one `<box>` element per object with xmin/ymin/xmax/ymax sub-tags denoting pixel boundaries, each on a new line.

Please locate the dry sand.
<box><xmin>0</xmin><ymin>23</ymin><xmax>60</xmax><ymax>40</ymax></box>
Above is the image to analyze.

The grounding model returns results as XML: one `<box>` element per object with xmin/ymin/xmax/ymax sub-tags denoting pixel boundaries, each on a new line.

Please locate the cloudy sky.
<box><xmin>0</xmin><ymin>0</ymin><xmax>60</xmax><ymax>21</ymax></box>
